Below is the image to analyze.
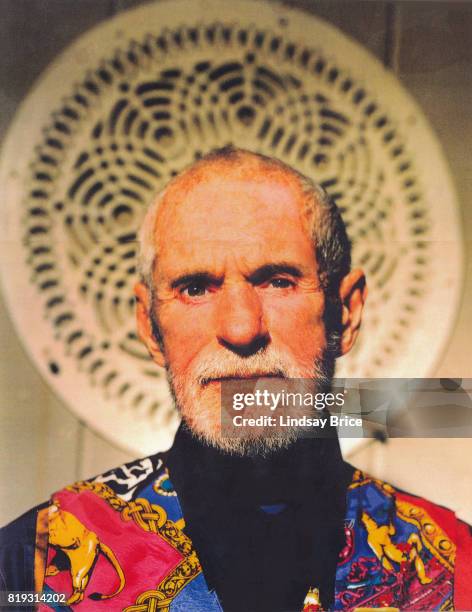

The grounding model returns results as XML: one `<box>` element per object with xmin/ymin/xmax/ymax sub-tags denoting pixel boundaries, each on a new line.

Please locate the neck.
<box><xmin>165</xmin><ymin>422</ymin><xmax>353</xmax><ymax>611</ymax></box>
<box><xmin>166</xmin><ymin>421</ymin><xmax>352</xmax><ymax>507</ymax></box>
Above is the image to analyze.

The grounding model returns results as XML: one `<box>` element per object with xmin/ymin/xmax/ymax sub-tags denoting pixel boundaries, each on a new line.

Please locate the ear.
<box><xmin>134</xmin><ymin>281</ymin><xmax>166</xmax><ymax>368</ymax></box>
<box><xmin>338</xmin><ymin>268</ymin><xmax>367</xmax><ymax>356</ymax></box>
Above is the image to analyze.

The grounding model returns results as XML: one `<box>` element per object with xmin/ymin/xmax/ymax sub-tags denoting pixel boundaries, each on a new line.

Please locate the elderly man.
<box><xmin>1</xmin><ymin>147</ymin><xmax>471</xmax><ymax>611</ymax></box>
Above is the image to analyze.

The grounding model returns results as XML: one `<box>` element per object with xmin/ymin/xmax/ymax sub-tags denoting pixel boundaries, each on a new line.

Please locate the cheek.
<box><xmin>158</xmin><ymin>302</ymin><xmax>213</xmax><ymax>374</ymax></box>
<box><xmin>264</xmin><ymin>293</ymin><xmax>327</xmax><ymax>359</ymax></box>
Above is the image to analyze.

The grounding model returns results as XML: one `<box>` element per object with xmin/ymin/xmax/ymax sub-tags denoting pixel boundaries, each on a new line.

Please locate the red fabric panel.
<box><xmin>396</xmin><ymin>490</ymin><xmax>472</xmax><ymax>610</ymax></box>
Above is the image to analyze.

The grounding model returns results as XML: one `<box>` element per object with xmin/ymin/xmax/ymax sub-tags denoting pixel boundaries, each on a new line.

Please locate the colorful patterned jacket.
<box><xmin>1</xmin><ymin>453</ymin><xmax>472</xmax><ymax>611</ymax></box>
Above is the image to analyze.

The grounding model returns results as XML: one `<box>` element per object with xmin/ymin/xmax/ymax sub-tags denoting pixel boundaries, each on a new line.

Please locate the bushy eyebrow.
<box><xmin>169</xmin><ymin>262</ymin><xmax>304</xmax><ymax>290</ymax></box>
<box><xmin>247</xmin><ymin>263</ymin><xmax>304</xmax><ymax>284</ymax></box>
<box><xmin>170</xmin><ymin>271</ymin><xmax>223</xmax><ymax>290</ymax></box>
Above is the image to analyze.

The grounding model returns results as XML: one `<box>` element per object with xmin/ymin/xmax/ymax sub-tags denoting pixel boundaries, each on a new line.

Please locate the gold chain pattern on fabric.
<box><xmin>65</xmin><ymin>481</ymin><xmax>202</xmax><ymax>611</ymax></box>
<box><xmin>396</xmin><ymin>500</ymin><xmax>456</xmax><ymax>573</ymax></box>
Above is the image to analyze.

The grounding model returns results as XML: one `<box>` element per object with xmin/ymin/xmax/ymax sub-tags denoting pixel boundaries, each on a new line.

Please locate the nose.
<box><xmin>216</xmin><ymin>282</ymin><xmax>270</xmax><ymax>357</ymax></box>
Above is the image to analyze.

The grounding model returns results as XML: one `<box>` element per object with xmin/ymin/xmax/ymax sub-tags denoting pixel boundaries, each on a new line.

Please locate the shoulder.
<box><xmin>335</xmin><ymin>468</ymin><xmax>472</xmax><ymax>609</ymax></box>
<box><xmin>349</xmin><ymin>468</ymin><xmax>471</xmax><ymax>532</ymax></box>
<box><xmin>0</xmin><ymin>452</ymin><xmax>167</xmax><ymax>590</ymax></box>
<box><xmin>348</xmin><ymin>469</ymin><xmax>472</xmax><ymax>604</ymax></box>
<box><xmin>377</xmin><ymin>473</ymin><xmax>472</xmax><ymax>578</ymax></box>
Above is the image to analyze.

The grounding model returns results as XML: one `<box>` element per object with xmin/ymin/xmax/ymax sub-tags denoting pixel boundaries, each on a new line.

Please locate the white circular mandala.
<box><xmin>0</xmin><ymin>0</ymin><xmax>463</xmax><ymax>454</ymax></box>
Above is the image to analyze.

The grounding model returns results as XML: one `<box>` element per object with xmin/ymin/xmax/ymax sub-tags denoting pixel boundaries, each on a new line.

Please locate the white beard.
<box><xmin>165</xmin><ymin>344</ymin><xmax>334</xmax><ymax>457</ymax></box>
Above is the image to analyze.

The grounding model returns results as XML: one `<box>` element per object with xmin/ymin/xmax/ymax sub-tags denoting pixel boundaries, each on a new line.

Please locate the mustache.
<box><xmin>184</xmin><ymin>347</ymin><xmax>321</xmax><ymax>387</ymax></box>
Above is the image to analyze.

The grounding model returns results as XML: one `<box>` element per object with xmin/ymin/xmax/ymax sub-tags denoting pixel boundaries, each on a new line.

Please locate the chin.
<box><xmin>183</xmin><ymin>416</ymin><xmax>301</xmax><ymax>458</ymax></box>
<box><xmin>171</xmin><ymin>381</ymin><xmax>301</xmax><ymax>457</ymax></box>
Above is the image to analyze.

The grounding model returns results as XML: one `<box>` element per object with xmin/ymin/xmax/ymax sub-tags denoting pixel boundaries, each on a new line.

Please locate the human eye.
<box><xmin>268</xmin><ymin>277</ymin><xmax>296</xmax><ymax>289</ymax></box>
<box><xmin>181</xmin><ymin>281</ymin><xmax>210</xmax><ymax>298</ymax></box>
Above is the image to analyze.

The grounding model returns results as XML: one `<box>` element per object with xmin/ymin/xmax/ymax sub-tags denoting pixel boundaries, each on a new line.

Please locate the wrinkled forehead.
<box><xmin>146</xmin><ymin>163</ymin><xmax>320</xmax><ymax>286</ymax></box>
<box><xmin>153</xmin><ymin>160</ymin><xmax>313</xmax><ymax>253</ymax></box>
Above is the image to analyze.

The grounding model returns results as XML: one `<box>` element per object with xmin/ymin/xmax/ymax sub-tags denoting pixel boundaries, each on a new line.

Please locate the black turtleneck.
<box><xmin>165</xmin><ymin>424</ymin><xmax>354</xmax><ymax>612</ymax></box>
